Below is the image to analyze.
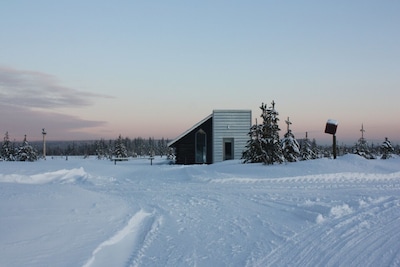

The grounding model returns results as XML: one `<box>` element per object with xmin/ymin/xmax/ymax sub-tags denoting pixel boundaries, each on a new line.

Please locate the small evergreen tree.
<box><xmin>381</xmin><ymin>137</ymin><xmax>394</xmax><ymax>159</ymax></box>
<box><xmin>113</xmin><ymin>135</ymin><xmax>128</xmax><ymax>158</ymax></box>
<box><xmin>16</xmin><ymin>135</ymin><xmax>38</xmax><ymax>162</ymax></box>
<box><xmin>395</xmin><ymin>144</ymin><xmax>400</xmax><ymax>155</ymax></box>
<box><xmin>242</xmin><ymin>101</ymin><xmax>284</xmax><ymax>164</ymax></box>
<box><xmin>300</xmin><ymin>132</ymin><xmax>317</xmax><ymax>160</ymax></box>
<box><xmin>1</xmin><ymin>132</ymin><xmax>14</xmax><ymax>161</ymax></box>
<box><xmin>353</xmin><ymin>124</ymin><xmax>375</xmax><ymax>159</ymax></box>
<box><xmin>157</xmin><ymin>138</ymin><xmax>170</xmax><ymax>157</ymax></box>
<box><xmin>281</xmin><ymin>117</ymin><xmax>300</xmax><ymax>162</ymax></box>
<box><xmin>261</xmin><ymin>101</ymin><xmax>284</xmax><ymax>165</ymax></box>
<box><xmin>95</xmin><ymin>139</ymin><xmax>108</xmax><ymax>159</ymax></box>
<box><xmin>242</xmin><ymin>119</ymin><xmax>264</xmax><ymax>163</ymax></box>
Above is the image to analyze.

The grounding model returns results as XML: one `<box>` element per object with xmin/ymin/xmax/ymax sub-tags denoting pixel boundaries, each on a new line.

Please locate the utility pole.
<box><xmin>42</xmin><ymin>128</ymin><xmax>47</xmax><ymax>159</ymax></box>
<box><xmin>285</xmin><ymin>117</ymin><xmax>292</xmax><ymax>132</ymax></box>
<box><xmin>360</xmin><ymin>124</ymin><xmax>365</xmax><ymax>141</ymax></box>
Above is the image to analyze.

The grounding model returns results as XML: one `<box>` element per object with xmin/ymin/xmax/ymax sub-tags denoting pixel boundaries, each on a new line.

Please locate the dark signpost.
<box><xmin>325</xmin><ymin>119</ymin><xmax>338</xmax><ymax>159</ymax></box>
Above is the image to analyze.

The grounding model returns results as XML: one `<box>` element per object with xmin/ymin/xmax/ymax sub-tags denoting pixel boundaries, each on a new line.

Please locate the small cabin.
<box><xmin>168</xmin><ymin>110</ymin><xmax>252</xmax><ymax>164</ymax></box>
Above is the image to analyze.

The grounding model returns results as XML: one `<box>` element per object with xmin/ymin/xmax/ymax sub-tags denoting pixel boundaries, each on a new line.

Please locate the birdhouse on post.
<box><xmin>325</xmin><ymin>119</ymin><xmax>338</xmax><ymax>135</ymax></box>
<box><xmin>325</xmin><ymin>119</ymin><xmax>338</xmax><ymax>159</ymax></box>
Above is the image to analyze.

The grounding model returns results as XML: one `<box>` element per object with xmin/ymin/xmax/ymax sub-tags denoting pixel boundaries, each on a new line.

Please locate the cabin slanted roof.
<box><xmin>167</xmin><ymin>113</ymin><xmax>213</xmax><ymax>147</ymax></box>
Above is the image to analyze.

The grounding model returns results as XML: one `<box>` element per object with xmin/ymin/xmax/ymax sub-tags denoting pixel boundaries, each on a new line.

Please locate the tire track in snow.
<box><xmin>320</xmin><ymin>198</ymin><xmax>400</xmax><ymax>267</ymax></box>
<box><xmin>82</xmin><ymin>209</ymin><xmax>162</xmax><ymax>267</ymax></box>
<box><xmin>210</xmin><ymin>172</ymin><xmax>400</xmax><ymax>185</ymax></box>
<box><xmin>252</xmin><ymin>197</ymin><xmax>400</xmax><ymax>267</ymax></box>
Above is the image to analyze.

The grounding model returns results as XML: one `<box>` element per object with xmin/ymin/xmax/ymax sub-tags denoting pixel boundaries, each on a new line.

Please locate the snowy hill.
<box><xmin>1</xmin><ymin>155</ymin><xmax>399</xmax><ymax>267</ymax></box>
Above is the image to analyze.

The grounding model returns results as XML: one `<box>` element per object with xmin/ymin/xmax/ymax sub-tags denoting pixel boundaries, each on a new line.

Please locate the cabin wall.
<box><xmin>212</xmin><ymin>110</ymin><xmax>252</xmax><ymax>163</ymax></box>
<box><xmin>173</xmin><ymin>117</ymin><xmax>213</xmax><ymax>164</ymax></box>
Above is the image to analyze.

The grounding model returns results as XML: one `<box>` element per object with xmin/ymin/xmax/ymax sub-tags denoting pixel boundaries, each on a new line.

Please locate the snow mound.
<box><xmin>330</xmin><ymin>204</ymin><xmax>354</xmax><ymax>218</ymax></box>
<box><xmin>0</xmin><ymin>167</ymin><xmax>89</xmax><ymax>184</ymax></box>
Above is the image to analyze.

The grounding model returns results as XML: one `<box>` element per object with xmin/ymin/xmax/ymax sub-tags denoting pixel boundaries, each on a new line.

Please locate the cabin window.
<box><xmin>195</xmin><ymin>129</ymin><xmax>207</xmax><ymax>163</ymax></box>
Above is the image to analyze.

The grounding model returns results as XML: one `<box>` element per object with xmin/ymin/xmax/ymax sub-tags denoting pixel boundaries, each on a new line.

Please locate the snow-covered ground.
<box><xmin>1</xmin><ymin>154</ymin><xmax>399</xmax><ymax>267</ymax></box>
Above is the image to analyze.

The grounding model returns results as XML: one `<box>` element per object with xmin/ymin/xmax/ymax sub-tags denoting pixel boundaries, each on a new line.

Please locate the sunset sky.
<box><xmin>1</xmin><ymin>1</ymin><xmax>399</xmax><ymax>145</ymax></box>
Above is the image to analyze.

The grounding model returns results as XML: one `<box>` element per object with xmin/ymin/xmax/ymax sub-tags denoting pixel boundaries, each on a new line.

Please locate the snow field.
<box><xmin>0</xmin><ymin>154</ymin><xmax>399</xmax><ymax>266</ymax></box>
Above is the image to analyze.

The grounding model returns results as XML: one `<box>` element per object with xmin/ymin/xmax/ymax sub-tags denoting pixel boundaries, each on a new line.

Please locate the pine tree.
<box><xmin>16</xmin><ymin>135</ymin><xmax>38</xmax><ymax>162</ymax></box>
<box><xmin>311</xmin><ymin>138</ymin><xmax>321</xmax><ymax>158</ymax></box>
<box><xmin>242</xmin><ymin>119</ymin><xmax>264</xmax><ymax>163</ymax></box>
<box><xmin>95</xmin><ymin>139</ymin><xmax>108</xmax><ymax>159</ymax></box>
<box><xmin>243</xmin><ymin>101</ymin><xmax>284</xmax><ymax>164</ymax></box>
<box><xmin>1</xmin><ymin>132</ymin><xmax>14</xmax><ymax>161</ymax></box>
<box><xmin>395</xmin><ymin>145</ymin><xmax>400</xmax><ymax>155</ymax></box>
<box><xmin>353</xmin><ymin>124</ymin><xmax>376</xmax><ymax>159</ymax></box>
<box><xmin>381</xmin><ymin>137</ymin><xmax>394</xmax><ymax>159</ymax></box>
<box><xmin>261</xmin><ymin>101</ymin><xmax>284</xmax><ymax>164</ymax></box>
<box><xmin>114</xmin><ymin>135</ymin><xmax>128</xmax><ymax>158</ymax></box>
<box><xmin>300</xmin><ymin>132</ymin><xmax>317</xmax><ymax>160</ymax></box>
<box><xmin>281</xmin><ymin>117</ymin><xmax>300</xmax><ymax>162</ymax></box>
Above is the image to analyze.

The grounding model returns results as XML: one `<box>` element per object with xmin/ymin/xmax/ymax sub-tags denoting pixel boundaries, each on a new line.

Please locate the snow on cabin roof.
<box><xmin>327</xmin><ymin>119</ymin><xmax>339</xmax><ymax>125</ymax></box>
<box><xmin>167</xmin><ymin>113</ymin><xmax>213</xmax><ymax>147</ymax></box>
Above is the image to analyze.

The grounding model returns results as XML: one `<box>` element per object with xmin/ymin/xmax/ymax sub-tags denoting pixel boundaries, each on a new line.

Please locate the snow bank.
<box><xmin>0</xmin><ymin>167</ymin><xmax>89</xmax><ymax>184</ymax></box>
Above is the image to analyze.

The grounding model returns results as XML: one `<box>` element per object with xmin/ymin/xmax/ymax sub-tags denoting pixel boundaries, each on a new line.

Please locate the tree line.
<box><xmin>0</xmin><ymin>132</ymin><xmax>172</xmax><ymax>161</ymax></box>
<box><xmin>0</xmin><ymin>132</ymin><xmax>38</xmax><ymax>161</ymax></box>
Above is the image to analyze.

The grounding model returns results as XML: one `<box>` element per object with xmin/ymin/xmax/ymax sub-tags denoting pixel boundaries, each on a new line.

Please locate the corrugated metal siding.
<box><xmin>212</xmin><ymin>110</ymin><xmax>252</xmax><ymax>163</ymax></box>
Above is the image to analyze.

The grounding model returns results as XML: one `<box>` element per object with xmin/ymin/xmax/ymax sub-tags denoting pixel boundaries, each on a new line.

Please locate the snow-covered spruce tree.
<box><xmin>242</xmin><ymin>119</ymin><xmax>264</xmax><ymax>163</ymax></box>
<box><xmin>16</xmin><ymin>135</ymin><xmax>38</xmax><ymax>162</ymax></box>
<box><xmin>281</xmin><ymin>117</ymin><xmax>300</xmax><ymax>162</ymax></box>
<box><xmin>95</xmin><ymin>139</ymin><xmax>108</xmax><ymax>159</ymax></box>
<box><xmin>310</xmin><ymin>138</ymin><xmax>318</xmax><ymax>157</ymax></box>
<box><xmin>260</xmin><ymin>101</ymin><xmax>284</xmax><ymax>165</ymax></box>
<box><xmin>1</xmin><ymin>132</ymin><xmax>15</xmax><ymax>161</ymax></box>
<box><xmin>353</xmin><ymin>124</ymin><xmax>376</xmax><ymax>159</ymax></box>
<box><xmin>157</xmin><ymin>138</ymin><xmax>170</xmax><ymax>158</ymax></box>
<box><xmin>381</xmin><ymin>137</ymin><xmax>394</xmax><ymax>159</ymax></box>
<box><xmin>113</xmin><ymin>135</ymin><xmax>128</xmax><ymax>158</ymax></box>
<box><xmin>242</xmin><ymin>101</ymin><xmax>285</xmax><ymax>164</ymax></box>
<box><xmin>395</xmin><ymin>144</ymin><xmax>400</xmax><ymax>156</ymax></box>
<box><xmin>300</xmin><ymin>132</ymin><xmax>317</xmax><ymax>160</ymax></box>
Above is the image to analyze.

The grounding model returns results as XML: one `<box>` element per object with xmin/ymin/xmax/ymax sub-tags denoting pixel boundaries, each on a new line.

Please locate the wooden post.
<box><xmin>333</xmin><ymin>135</ymin><xmax>337</xmax><ymax>159</ymax></box>
<box><xmin>42</xmin><ymin>128</ymin><xmax>47</xmax><ymax>159</ymax></box>
<box><xmin>325</xmin><ymin>119</ymin><xmax>338</xmax><ymax>160</ymax></box>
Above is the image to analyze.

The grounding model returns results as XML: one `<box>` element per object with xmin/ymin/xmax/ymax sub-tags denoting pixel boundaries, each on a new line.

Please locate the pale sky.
<box><xmin>1</xmin><ymin>1</ymin><xmax>399</xmax><ymax>145</ymax></box>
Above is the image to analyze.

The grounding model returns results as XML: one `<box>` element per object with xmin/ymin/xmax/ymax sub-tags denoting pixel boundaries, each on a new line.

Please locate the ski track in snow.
<box><xmin>251</xmin><ymin>196</ymin><xmax>400</xmax><ymax>267</ymax></box>
<box><xmin>83</xmin><ymin>209</ymin><xmax>162</xmax><ymax>267</ymax></box>
<box><xmin>209</xmin><ymin>171</ymin><xmax>400</xmax><ymax>185</ymax></box>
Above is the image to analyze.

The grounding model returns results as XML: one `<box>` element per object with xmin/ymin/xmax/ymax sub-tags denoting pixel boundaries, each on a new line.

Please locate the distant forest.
<box><xmin>1</xmin><ymin>133</ymin><xmax>171</xmax><ymax>160</ymax></box>
<box><xmin>38</xmin><ymin>137</ymin><xmax>172</xmax><ymax>158</ymax></box>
